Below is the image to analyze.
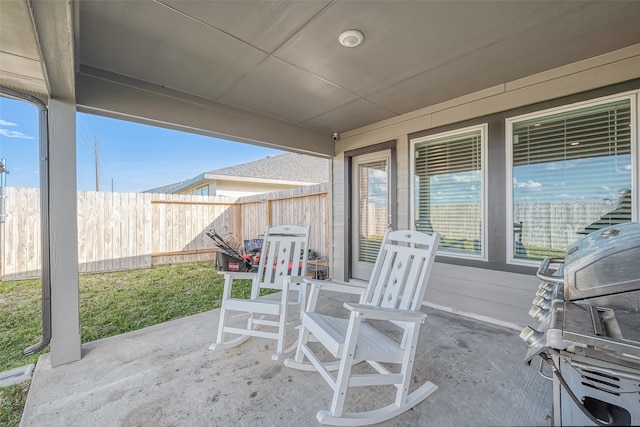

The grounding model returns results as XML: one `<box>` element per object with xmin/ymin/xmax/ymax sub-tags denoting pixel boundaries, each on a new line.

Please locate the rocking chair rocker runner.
<box><xmin>284</xmin><ymin>229</ymin><xmax>441</xmax><ymax>426</ymax></box>
<box><xmin>210</xmin><ymin>224</ymin><xmax>310</xmax><ymax>361</ymax></box>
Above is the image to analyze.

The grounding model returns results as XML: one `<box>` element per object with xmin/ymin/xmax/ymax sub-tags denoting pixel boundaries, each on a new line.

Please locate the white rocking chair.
<box><xmin>210</xmin><ymin>224</ymin><xmax>310</xmax><ymax>361</ymax></box>
<box><xmin>284</xmin><ymin>229</ymin><xmax>440</xmax><ymax>426</ymax></box>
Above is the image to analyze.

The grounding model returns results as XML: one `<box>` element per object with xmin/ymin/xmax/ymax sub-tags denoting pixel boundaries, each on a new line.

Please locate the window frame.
<box><xmin>410</xmin><ymin>123</ymin><xmax>488</xmax><ymax>261</ymax></box>
<box><xmin>195</xmin><ymin>185</ymin><xmax>209</xmax><ymax>196</ymax></box>
<box><xmin>505</xmin><ymin>90</ymin><xmax>639</xmax><ymax>266</ymax></box>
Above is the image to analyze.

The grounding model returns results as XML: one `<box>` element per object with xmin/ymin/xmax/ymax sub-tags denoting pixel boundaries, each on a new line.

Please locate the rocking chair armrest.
<box><xmin>280</xmin><ymin>275</ymin><xmax>307</xmax><ymax>298</ymax></box>
<box><xmin>219</xmin><ymin>271</ymin><xmax>260</xmax><ymax>299</ymax></box>
<box><xmin>282</xmin><ymin>275</ymin><xmax>308</xmax><ymax>286</ymax></box>
<box><xmin>217</xmin><ymin>271</ymin><xmax>258</xmax><ymax>280</ymax></box>
<box><xmin>303</xmin><ymin>278</ymin><xmax>367</xmax><ymax>296</ymax></box>
<box><xmin>343</xmin><ymin>303</ymin><xmax>428</xmax><ymax>323</ymax></box>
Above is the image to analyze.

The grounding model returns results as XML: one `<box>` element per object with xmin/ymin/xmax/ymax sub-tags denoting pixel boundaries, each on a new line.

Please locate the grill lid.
<box><xmin>563</xmin><ymin>222</ymin><xmax>640</xmax><ymax>301</ymax></box>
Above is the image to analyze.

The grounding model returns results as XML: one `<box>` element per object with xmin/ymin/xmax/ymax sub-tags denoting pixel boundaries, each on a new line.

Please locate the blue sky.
<box><xmin>0</xmin><ymin>96</ymin><xmax>283</xmax><ymax>193</ymax></box>
<box><xmin>513</xmin><ymin>156</ymin><xmax>631</xmax><ymax>204</ymax></box>
<box><xmin>419</xmin><ymin>155</ymin><xmax>631</xmax><ymax>206</ymax></box>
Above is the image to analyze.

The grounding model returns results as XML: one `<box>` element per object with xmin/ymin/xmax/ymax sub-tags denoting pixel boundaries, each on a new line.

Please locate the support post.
<box><xmin>48</xmin><ymin>99</ymin><xmax>81</xmax><ymax>366</ymax></box>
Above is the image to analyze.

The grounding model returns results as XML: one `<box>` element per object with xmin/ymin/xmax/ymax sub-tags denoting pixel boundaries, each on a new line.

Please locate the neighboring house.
<box><xmin>145</xmin><ymin>153</ymin><xmax>329</xmax><ymax>198</ymax></box>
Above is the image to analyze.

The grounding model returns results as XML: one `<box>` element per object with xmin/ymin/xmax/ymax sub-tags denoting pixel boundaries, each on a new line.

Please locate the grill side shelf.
<box><xmin>563</xmin><ymin>302</ymin><xmax>640</xmax><ymax>359</ymax></box>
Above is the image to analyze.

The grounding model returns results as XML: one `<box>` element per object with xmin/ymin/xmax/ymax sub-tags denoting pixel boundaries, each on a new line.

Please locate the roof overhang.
<box><xmin>3</xmin><ymin>1</ymin><xmax>640</xmax><ymax>157</ymax></box>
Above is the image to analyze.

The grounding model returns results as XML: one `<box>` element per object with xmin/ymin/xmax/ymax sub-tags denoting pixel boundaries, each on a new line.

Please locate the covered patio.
<box><xmin>21</xmin><ymin>292</ymin><xmax>551</xmax><ymax>426</ymax></box>
<box><xmin>2</xmin><ymin>2</ymin><xmax>640</xmax><ymax>425</ymax></box>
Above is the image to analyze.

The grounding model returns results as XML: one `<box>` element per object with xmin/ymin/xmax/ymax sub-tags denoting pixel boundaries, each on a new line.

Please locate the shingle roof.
<box><xmin>145</xmin><ymin>153</ymin><xmax>329</xmax><ymax>193</ymax></box>
<box><xmin>205</xmin><ymin>153</ymin><xmax>328</xmax><ymax>183</ymax></box>
<box><xmin>144</xmin><ymin>180</ymin><xmax>189</xmax><ymax>194</ymax></box>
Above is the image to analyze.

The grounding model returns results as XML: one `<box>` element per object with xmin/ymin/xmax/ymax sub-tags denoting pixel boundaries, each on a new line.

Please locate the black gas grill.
<box><xmin>520</xmin><ymin>222</ymin><xmax>640</xmax><ymax>426</ymax></box>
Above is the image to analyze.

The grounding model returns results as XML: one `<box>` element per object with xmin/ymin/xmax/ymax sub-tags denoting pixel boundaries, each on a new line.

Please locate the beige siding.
<box><xmin>426</xmin><ymin>263</ymin><xmax>540</xmax><ymax>328</ymax></box>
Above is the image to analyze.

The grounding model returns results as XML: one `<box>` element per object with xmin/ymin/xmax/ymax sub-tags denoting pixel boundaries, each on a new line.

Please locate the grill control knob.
<box><xmin>535</xmin><ymin>288</ymin><xmax>553</xmax><ymax>299</ymax></box>
<box><xmin>532</xmin><ymin>296</ymin><xmax>551</xmax><ymax>310</ymax></box>
<box><xmin>520</xmin><ymin>326</ymin><xmax>544</xmax><ymax>346</ymax></box>
<box><xmin>528</xmin><ymin>306</ymin><xmax>550</xmax><ymax>322</ymax></box>
<box><xmin>538</xmin><ymin>282</ymin><xmax>555</xmax><ymax>292</ymax></box>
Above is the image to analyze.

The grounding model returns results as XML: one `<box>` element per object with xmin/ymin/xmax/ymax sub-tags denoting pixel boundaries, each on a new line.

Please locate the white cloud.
<box><xmin>516</xmin><ymin>180</ymin><xmax>542</xmax><ymax>190</ymax></box>
<box><xmin>0</xmin><ymin>119</ymin><xmax>17</xmax><ymax>126</ymax></box>
<box><xmin>545</xmin><ymin>162</ymin><xmax>576</xmax><ymax>171</ymax></box>
<box><xmin>452</xmin><ymin>173</ymin><xmax>480</xmax><ymax>183</ymax></box>
<box><xmin>0</xmin><ymin>129</ymin><xmax>34</xmax><ymax>139</ymax></box>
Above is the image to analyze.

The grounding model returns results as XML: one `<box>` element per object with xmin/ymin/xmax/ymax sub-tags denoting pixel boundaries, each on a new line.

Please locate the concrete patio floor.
<box><xmin>21</xmin><ymin>291</ymin><xmax>552</xmax><ymax>426</ymax></box>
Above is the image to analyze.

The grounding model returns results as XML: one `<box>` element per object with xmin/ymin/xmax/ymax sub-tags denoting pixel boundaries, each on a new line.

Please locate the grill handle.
<box><xmin>536</xmin><ymin>257</ymin><xmax>565</xmax><ymax>284</ymax></box>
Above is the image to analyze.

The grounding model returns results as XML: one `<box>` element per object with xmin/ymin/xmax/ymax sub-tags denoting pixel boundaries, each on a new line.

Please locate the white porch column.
<box><xmin>47</xmin><ymin>98</ymin><xmax>81</xmax><ymax>366</ymax></box>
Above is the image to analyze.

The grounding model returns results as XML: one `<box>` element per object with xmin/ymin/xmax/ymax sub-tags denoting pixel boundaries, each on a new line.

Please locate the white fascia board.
<box><xmin>204</xmin><ymin>173</ymin><xmax>318</xmax><ymax>187</ymax></box>
<box><xmin>170</xmin><ymin>173</ymin><xmax>207</xmax><ymax>193</ymax></box>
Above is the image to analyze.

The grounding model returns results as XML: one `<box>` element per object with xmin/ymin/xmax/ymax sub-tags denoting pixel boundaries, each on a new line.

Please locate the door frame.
<box><xmin>344</xmin><ymin>140</ymin><xmax>397</xmax><ymax>281</ymax></box>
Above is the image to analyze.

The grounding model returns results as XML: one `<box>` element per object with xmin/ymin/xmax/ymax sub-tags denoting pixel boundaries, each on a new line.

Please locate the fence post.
<box><xmin>266</xmin><ymin>199</ymin><xmax>272</xmax><ymax>227</ymax></box>
<box><xmin>235</xmin><ymin>203</ymin><xmax>242</xmax><ymax>244</ymax></box>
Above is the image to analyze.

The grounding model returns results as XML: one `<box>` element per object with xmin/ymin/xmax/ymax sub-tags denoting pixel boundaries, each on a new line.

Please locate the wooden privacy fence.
<box><xmin>0</xmin><ymin>184</ymin><xmax>328</xmax><ymax>280</ymax></box>
<box><xmin>429</xmin><ymin>201</ymin><xmax>614</xmax><ymax>249</ymax></box>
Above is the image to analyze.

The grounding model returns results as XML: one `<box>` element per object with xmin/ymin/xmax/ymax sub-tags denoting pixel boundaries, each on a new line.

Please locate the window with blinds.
<box><xmin>412</xmin><ymin>125</ymin><xmax>485</xmax><ymax>258</ymax></box>
<box><xmin>508</xmin><ymin>96</ymin><xmax>633</xmax><ymax>262</ymax></box>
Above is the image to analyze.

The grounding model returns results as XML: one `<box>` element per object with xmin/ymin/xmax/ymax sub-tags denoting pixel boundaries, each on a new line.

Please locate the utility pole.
<box><xmin>0</xmin><ymin>158</ymin><xmax>8</xmax><ymax>223</ymax></box>
<box><xmin>94</xmin><ymin>136</ymin><xmax>99</xmax><ymax>191</ymax></box>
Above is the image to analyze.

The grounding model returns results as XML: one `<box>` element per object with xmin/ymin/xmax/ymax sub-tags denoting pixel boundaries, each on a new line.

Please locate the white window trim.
<box><xmin>410</xmin><ymin>123</ymin><xmax>488</xmax><ymax>261</ymax></box>
<box><xmin>505</xmin><ymin>90</ymin><xmax>639</xmax><ymax>267</ymax></box>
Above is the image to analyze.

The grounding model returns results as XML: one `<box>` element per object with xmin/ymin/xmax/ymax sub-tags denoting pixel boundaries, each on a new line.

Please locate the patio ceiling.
<box><xmin>2</xmin><ymin>1</ymin><xmax>640</xmax><ymax>154</ymax></box>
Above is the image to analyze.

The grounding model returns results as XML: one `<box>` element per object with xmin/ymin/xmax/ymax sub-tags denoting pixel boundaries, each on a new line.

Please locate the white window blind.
<box><xmin>510</xmin><ymin>97</ymin><xmax>633</xmax><ymax>261</ymax></box>
<box><xmin>357</xmin><ymin>160</ymin><xmax>388</xmax><ymax>263</ymax></box>
<box><xmin>413</xmin><ymin>127</ymin><xmax>484</xmax><ymax>257</ymax></box>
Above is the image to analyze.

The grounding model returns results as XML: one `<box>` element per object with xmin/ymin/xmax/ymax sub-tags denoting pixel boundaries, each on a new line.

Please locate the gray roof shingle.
<box><xmin>145</xmin><ymin>153</ymin><xmax>329</xmax><ymax>193</ymax></box>
<box><xmin>144</xmin><ymin>180</ymin><xmax>189</xmax><ymax>194</ymax></box>
<box><xmin>206</xmin><ymin>153</ymin><xmax>328</xmax><ymax>183</ymax></box>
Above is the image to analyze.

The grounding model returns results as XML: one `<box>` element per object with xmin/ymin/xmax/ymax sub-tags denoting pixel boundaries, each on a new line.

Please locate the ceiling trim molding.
<box><xmin>30</xmin><ymin>0</ymin><xmax>75</xmax><ymax>101</ymax></box>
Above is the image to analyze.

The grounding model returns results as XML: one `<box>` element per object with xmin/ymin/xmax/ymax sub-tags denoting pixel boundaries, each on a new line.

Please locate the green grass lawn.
<box><xmin>0</xmin><ymin>261</ymin><xmax>252</xmax><ymax>427</ymax></box>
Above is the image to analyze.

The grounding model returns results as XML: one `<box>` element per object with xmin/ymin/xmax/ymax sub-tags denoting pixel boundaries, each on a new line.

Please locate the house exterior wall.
<box><xmin>332</xmin><ymin>44</ymin><xmax>640</xmax><ymax>327</ymax></box>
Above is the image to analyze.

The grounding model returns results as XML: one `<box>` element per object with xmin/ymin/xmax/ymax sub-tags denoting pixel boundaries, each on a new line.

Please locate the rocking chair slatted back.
<box><xmin>255</xmin><ymin>225</ymin><xmax>310</xmax><ymax>293</ymax></box>
<box><xmin>364</xmin><ymin>229</ymin><xmax>439</xmax><ymax>312</ymax></box>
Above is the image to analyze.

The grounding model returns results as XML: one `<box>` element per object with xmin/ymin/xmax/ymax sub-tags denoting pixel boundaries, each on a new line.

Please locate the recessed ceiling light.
<box><xmin>339</xmin><ymin>30</ymin><xmax>364</xmax><ymax>48</ymax></box>
<box><xmin>570</xmin><ymin>141</ymin><xmax>580</xmax><ymax>146</ymax></box>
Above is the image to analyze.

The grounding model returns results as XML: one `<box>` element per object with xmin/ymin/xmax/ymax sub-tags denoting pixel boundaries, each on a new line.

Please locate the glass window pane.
<box><xmin>358</xmin><ymin>160</ymin><xmax>388</xmax><ymax>263</ymax></box>
<box><xmin>510</xmin><ymin>98</ymin><xmax>633</xmax><ymax>261</ymax></box>
<box><xmin>413</xmin><ymin>128</ymin><xmax>484</xmax><ymax>257</ymax></box>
